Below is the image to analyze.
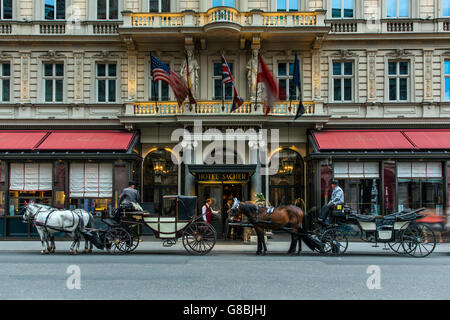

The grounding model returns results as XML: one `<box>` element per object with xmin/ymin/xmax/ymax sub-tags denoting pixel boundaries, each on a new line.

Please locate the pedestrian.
<box><xmin>202</xmin><ymin>198</ymin><xmax>219</xmax><ymax>224</ymax></box>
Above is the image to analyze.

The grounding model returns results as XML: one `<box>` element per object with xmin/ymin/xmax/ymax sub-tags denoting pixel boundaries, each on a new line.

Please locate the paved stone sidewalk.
<box><xmin>0</xmin><ymin>238</ymin><xmax>448</xmax><ymax>255</ymax></box>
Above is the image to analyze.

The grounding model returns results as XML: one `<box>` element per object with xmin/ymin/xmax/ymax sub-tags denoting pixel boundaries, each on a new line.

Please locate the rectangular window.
<box><xmin>445</xmin><ymin>61</ymin><xmax>450</xmax><ymax>101</ymax></box>
<box><xmin>96</xmin><ymin>63</ymin><xmax>117</xmax><ymax>102</ymax></box>
<box><xmin>444</xmin><ymin>0</ymin><xmax>450</xmax><ymax>17</ymax></box>
<box><xmin>97</xmin><ymin>0</ymin><xmax>118</xmax><ymax>20</ymax></box>
<box><xmin>69</xmin><ymin>163</ymin><xmax>113</xmax><ymax>198</ymax></box>
<box><xmin>278</xmin><ymin>62</ymin><xmax>297</xmax><ymax>100</ymax></box>
<box><xmin>388</xmin><ymin>61</ymin><xmax>409</xmax><ymax>101</ymax></box>
<box><xmin>332</xmin><ymin>61</ymin><xmax>353</xmax><ymax>102</ymax></box>
<box><xmin>0</xmin><ymin>63</ymin><xmax>10</xmax><ymax>102</ymax></box>
<box><xmin>45</xmin><ymin>0</ymin><xmax>66</xmax><ymax>20</ymax></box>
<box><xmin>150</xmin><ymin>63</ymin><xmax>170</xmax><ymax>101</ymax></box>
<box><xmin>213</xmin><ymin>62</ymin><xmax>233</xmax><ymax>100</ymax></box>
<box><xmin>213</xmin><ymin>0</ymin><xmax>234</xmax><ymax>7</ymax></box>
<box><xmin>332</xmin><ymin>0</ymin><xmax>354</xmax><ymax>18</ymax></box>
<box><xmin>149</xmin><ymin>0</ymin><xmax>170</xmax><ymax>12</ymax></box>
<box><xmin>0</xmin><ymin>0</ymin><xmax>13</xmax><ymax>19</ymax></box>
<box><xmin>277</xmin><ymin>0</ymin><xmax>298</xmax><ymax>12</ymax></box>
<box><xmin>387</xmin><ymin>0</ymin><xmax>409</xmax><ymax>18</ymax></box>
<box><xmin>43</xmin><ymin>63</ymin><xmax>64</xmax><ymax>102</ymax></box>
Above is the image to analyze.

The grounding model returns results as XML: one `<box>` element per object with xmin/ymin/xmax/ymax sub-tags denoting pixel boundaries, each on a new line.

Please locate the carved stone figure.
<box><xmin>181</xmin><ymin>49</ymin><xmax>200</xmax><ymax>99</ymax></box>
<box><xmin>246</xmin><ymin>49</ymin><xmax>262</xmax><ymax>101</ymax></box>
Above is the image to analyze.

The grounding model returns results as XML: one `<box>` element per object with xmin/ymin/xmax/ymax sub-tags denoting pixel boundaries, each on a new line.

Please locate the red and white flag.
<box><xmin>257</xmin><ymin>55</ymin><xmax>283</xmax><ymax>116</ymax></box>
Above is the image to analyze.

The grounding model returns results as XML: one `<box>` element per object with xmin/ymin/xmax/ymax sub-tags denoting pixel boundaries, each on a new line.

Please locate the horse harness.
<box><xmin>33</xmin><ymin>207</ymin><xmax>84</xmax><ymax>234</ymax></box>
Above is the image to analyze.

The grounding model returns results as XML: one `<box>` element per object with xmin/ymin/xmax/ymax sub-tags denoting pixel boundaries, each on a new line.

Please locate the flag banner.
<box><xmin>257</xmin><ymin>55</ymin><xmax>282</xmax><ymax>116</ymax></box>
<box><xmin>221</xmin><ymin>55</ymin><xmax>244</xmax><ymax>113</ymax></box>
<box><xmin>185</xmin><ymin>51</ymin><xmax>197</xmax><ymax>105</ymax></box>
<box><xmin>293</xmin><ymin>54</ymin><xmax>305</xmax><ymax>120</ymax></box>
<box><xmin>151</xmin><ymin>54</ymin><xmax>189</xmax><ymax>107</ymax></box>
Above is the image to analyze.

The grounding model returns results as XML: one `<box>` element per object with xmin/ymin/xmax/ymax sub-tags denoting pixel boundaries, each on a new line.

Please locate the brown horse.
<box><xmin>230</xmin><ymin>199</ymin><xmax>323</xmax><ymax>255</ymax></box>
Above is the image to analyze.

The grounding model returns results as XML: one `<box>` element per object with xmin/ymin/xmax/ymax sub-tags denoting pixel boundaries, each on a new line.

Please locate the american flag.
<box><xmin>151</xmin><ymin>54</ymin><xmax>189</xmax><ymax>106</ymax></box>
<box><xmin>221</xmin><ymin>55</ymin><xmax>244</xmax><ymax>113</ymax></box>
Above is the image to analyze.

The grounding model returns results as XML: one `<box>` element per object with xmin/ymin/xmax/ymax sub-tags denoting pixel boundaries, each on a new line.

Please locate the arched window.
<box><xmin>269</xmin><ymin>149</ymin><xmax>304</xmax><ymax>207</ymax></box>
<box><xmin>143</xmin><ymin>149</ymin><xmax>178</xmax><ymax>214</ymax></box>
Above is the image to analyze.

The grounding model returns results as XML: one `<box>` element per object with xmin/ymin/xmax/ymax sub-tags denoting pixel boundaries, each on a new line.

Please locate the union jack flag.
<box><xmin>151</xmin><ymin>54</ymin><xmax>189</xmax><ymax>106</ymax></box>
<box><xmin>221</xmin><ymin>55</ymin><xmax>244</xmax><ymax>113</ymax></box>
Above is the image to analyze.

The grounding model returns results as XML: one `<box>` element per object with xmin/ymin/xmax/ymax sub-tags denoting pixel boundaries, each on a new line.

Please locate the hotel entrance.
<box><xmin>189</xmin><ymin>165</ymin><xmax>256</xmax><ymax>239</ymax></box>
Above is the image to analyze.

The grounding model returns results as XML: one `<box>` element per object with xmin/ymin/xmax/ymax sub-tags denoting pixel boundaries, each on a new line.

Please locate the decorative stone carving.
<box><xmin>93</xmin><ymin>51</ymin><xmax>120</xmax><ymax>59</ymax></box>
<box><xmin>39</xmin><ymin>50</ymin><xmax>66</xmax><ymax>60</ymax></box>
<box><xmin>246</xmin><ymin>49</ymin><xmax>262</xmax><ymax>101</ymax></box>
<box><xmin>73</xmin><ymin>52</ymin><xmax>84</xmax><ymax>102</ymax></box>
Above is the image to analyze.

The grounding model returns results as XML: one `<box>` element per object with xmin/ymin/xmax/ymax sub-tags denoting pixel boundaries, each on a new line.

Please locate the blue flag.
<box><xmin>293</xmin><ymin>55</ymin><xmax>305</xmax><ymax>120</ymax></box>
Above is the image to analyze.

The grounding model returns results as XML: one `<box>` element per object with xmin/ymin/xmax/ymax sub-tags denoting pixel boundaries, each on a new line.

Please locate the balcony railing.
<box><xmin>133</xmin><ymin>100</ymin><xmax>315</xmax><ymax>116</ymax></box>
<box><xmin>126</xmin><ymin>8</ymin><xmax>323</xmax><ymax>29</ymax></box>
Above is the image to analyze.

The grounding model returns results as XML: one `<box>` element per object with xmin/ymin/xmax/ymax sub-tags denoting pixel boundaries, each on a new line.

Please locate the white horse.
<box><xmin>31</xmin><ymin>203</ymin><xmax>95</xmax><ymax>254</ymax></box>
<box><xmin>22</xmin><ymin>202</ymin><xmax>92</xmax><ymax>255</ymax></box>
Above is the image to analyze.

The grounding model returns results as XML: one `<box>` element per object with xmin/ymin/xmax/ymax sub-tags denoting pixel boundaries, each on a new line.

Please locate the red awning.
<box><xmin>36</xmin><ymin>131</ymin><xmax>135</xmax><ymax>151</ymax></box>
<box><xmin>403</xmin><ymin>130</ymin><xmax>450</xmax><ymax>150</ymax></box>
<box><xmin>0</xmin><ymin>131</ymin><xmax>49</xmax><ymax>150</ymax></box>
<box><xmin>313</xmin><ymin>130</ymin><xmax>415</xmax><ymax>151</ymax></box>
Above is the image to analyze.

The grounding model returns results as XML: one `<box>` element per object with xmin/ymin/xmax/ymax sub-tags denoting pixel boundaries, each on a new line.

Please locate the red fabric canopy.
<box><xmin>403</xmin><ymin>130</ymin><xmax>450</xmax><ymax>150</ymax></box>
<box><xmin>0</xmin><ymin>131</ymin><xmax>48</xmax><ymax>150</ymax></box>
<box><xmin>36</xmin><ymin>131</ymin><xmax>135</xmax><ymax>151</ymax></box>
<box><xmin>313</xmin><ymin>130</ymin><xmax>415</xmax><ymax>151</ymax></box>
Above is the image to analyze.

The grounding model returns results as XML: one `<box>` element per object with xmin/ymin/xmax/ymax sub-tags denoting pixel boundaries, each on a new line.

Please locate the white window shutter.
<box><xmin>10</xmin><ymin>163</ymin><xmax>52</xmax><ymax>191</ymax></box>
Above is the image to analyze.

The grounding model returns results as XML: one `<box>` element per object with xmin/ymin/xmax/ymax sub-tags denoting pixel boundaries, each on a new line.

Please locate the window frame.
<box><xmin>96</xmin><ymin>0</ymin><xmax>119</xmax><ymax>20</ymax></box>
<box><xmin>445</xmin><ymin>60</ymin><xmax>450</xmax><ymax>101</ymax></box>
<box><xmin>277</xmin><ymin>61</ymin><xmax>299</xmax><ymax>101</ymax></box>
<box><xmin>385</xmin><ymin>0</ymin><xmax>410</xmax><ymax>18</ymax></box>
<box><xmin>442</xmin><ymin>0</ymin><xmax>450</xmax><ymax>17</ymax></box>
<box><xmin>331</xmin><ymin>60</ymin><xmax>354</xmax><ymax>102</ymax></box>
<box><xmin>387</xmin><ymin>60</ymin><xmax>410</xmax><ymax>102</ymax></box>
<box><xmin>276</xmin><ymin>0</ymin><xmax>300</xmax><ymax>12</ymax></box>
<box><xmin>44</xmin><ymin>0</ymin><xmax>66</xmax><ymax>20</ymax></box>
<box><xmin>330</xmin><ymin>0</ymin><xmax>355</xmax><ymax>19</ymax></box>
<box><xmin>212</xmin><ymin>0</ymin><xmax>235</xmax><ymax>8</ymax></box>
<box><xmin>148</xmin><ymin>0</ymin><xmax>171</xmax><ymax>12</ymax></box>
<box><xmin>95</xmin><ymin>62</ymin><xmax>118</xmax><ymax>103</ymax></box>
<box><xmin>212</xmin><ymin>61</ymin><xmax>234</xmax><ymax>101</ymax></box>
<box><xmin>0</xmin><ymin>0</ymin><xmax>13</xmax><ymax>20</ymax></box>
<box><xmin>149</xmin><ymin>61</ymin><xmax>170</xmax><ymax>101</ymax></box>
<box><xmin>0</xmin><ymin>62</ymin><xmax>11</xmax><ymax>103</ymax></box>
<box><xmin>43</xmin><ymin>62</ymin><xmax>65</xmax><ymax>103</ymax></box>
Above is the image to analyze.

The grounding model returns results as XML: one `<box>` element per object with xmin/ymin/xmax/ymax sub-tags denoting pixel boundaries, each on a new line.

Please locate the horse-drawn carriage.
<box><xmin>312</xmin><ymin>205</ymin><xmax>437</xmax><ymax>257</ymax></box>
<box><xmin>89</xmin><ymin>195</ymin><xmax>217</xmax><ymax>255</ymax></box>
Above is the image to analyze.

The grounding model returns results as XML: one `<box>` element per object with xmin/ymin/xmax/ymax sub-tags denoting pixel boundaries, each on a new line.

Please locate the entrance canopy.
<box><xmin>0</xmin><ymin>130</ymin><xmax>139</xmax><ymax>160</ymax></box>
<box><xmin>188</xmin><ymin>165</ymin><xmax>256</xmax><ymax>183</ymax></box>
<box><xmin>310</xmin><ymin>129</ymin><xmax>450</xmax><ymax>159</ymax></box>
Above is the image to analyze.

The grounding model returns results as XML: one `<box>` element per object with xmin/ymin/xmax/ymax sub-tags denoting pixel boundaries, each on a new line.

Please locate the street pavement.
<box><xmin>0</xmin><ymin>236</ymin><xmax>448</xmax><ymax>300</ymax></box>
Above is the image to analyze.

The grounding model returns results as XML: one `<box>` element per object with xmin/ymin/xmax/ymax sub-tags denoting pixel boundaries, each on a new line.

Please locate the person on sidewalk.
<box><xmin>202</xmin><ymin>198</ymin><xmax>219</xmax><ymax>224</ymax></box>
<box><xmin>318</xmin><ymin>180</ymin><xmax>344</xmax><ymax>226</ymax></box>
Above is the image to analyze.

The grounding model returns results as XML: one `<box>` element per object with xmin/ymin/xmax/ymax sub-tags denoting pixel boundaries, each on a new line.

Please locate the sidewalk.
<box><xmin>0</xmin><ymin>238</ymin><xmax>448</xmax><ymax>254</ymax></box>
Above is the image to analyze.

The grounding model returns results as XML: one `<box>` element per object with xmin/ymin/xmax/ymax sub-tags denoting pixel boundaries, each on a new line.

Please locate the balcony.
<box><xmin>131</xmin><ymin>100</ymin><xmax>316</xmax><ymax>118</ymax></box>
<box><xmin>122</xmin><ymin>8</ymin><xmax>325</xmax><ymax>33</ymax></box>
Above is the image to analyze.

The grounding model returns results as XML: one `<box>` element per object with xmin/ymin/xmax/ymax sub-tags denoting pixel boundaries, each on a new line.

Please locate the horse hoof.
<box><xmin>40</xmin><ymin>251</ymin><xmax>46</xmax><ymax>255</ymax></box>
<box><xmin>262</xmin><ymin>252</ymin><xmax>267</xmax><ymax>256</ymax></box>
<box><xmin>256</xmin><ymin>252</ymin><xmax>262</xmax><ymax>256</ymax></box>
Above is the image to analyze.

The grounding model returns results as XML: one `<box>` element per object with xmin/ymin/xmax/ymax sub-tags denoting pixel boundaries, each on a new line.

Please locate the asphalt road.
<box><xmin>0</xmin><ymin>244</ymin><xmax>448</xmax><ymax>300</ymax></box>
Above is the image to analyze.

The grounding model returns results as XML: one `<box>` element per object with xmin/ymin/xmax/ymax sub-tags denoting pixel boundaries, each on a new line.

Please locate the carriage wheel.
<box><xmin>401</xmin><ymin>224</ymin><xmax>436</xmax><ymax>258</ymax></box>
<box><xmin>125</xmin><ymin>225</ymin><xmax>140</xmax><ymax>252</ymax></box>
<box><xmin>103</xmin><ymin>228</ymin><xmax>132</xmax><ymax>255</ymax></box>
<box><xmin>320</xmin><ymin>228</ymin><xmax>348</xmax><ymax>255</ymax></box>
<box><xmin>182</xmin><ymin>221</ymin><xmax>217</xmax><ymax>255</ymax></box>
<box><xmin>388</xmin><ymin>224</ymin><xmax>410</xmax><ymax>254</ymax></box>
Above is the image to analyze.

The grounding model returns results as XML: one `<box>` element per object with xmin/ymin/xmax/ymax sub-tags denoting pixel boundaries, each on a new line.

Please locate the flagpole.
<box><xmin>150</xmin><ymin>54</ymin><xmax>159</xmax><ymax>112</ymax></box>
<box><xmin>254</xmin><ymin>52</ymin><xmax>260</xmax><ymax>113</ymax></box>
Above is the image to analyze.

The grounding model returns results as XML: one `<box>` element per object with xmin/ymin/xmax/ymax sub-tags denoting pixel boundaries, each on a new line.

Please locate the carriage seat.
<box><xmin>351</xmin><ymin>214</ymin><xmax>378</xmax><ymax>222</ymax></box>
<box><xmin>102</xmin><ymin>218</ymin><xmax>121</xmax><ymax>227</ymax></box>
<box><xmin>331</xmin><ymin>204</ymin><xmax>354</xmax><ymax>217</ymax></box>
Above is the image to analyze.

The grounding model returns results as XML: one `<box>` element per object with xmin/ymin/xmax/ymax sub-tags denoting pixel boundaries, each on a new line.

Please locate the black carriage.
<box><xmin>313</xmin><ymin>205</ymin><xmax>437</xmax><ymax>257</ymax></box>
<box><xmin>85</xmin><ymin>195</ymin><xmax>217</xmax><ymax>255</ymax></box>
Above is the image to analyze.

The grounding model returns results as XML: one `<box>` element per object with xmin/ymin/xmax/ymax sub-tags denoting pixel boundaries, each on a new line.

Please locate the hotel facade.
<box><xmin>0</xmin><ymin>0</ymin><xmax>449</xmax><ymax>239</ymax></box>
